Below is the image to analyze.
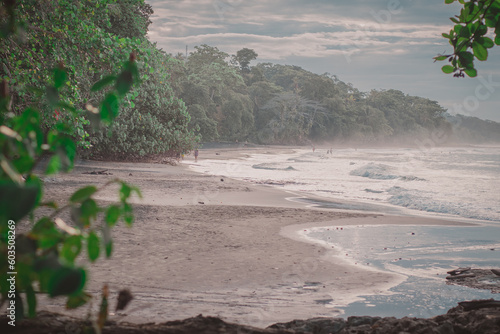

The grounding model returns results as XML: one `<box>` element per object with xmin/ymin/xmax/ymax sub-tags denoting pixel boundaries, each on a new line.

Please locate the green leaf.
<box><xmin>458</xmin><ymin>51</ymin><xmax>474</xmax><ymax>68</ymax></box>
<box><xmin>464</xmin><ymin>67</ymin><xmax>477</xmax><ymax>77</ymax></box>
<box><xmin>32</xmin><ymin>218</ymin><xmax>63</xmax><ymax>249</ymax></box>
<box><xmin>478</xmin><ymin>36</ymin><xmax>494</xmax><ymax>48</ymax></box>
<box><xmin>87</xmin><ymin>230</ymin><xmax>100</xmax><ymax>262</ymax></box>
<box><xmin>0</xmin><ymin>181</ymin><xmax>41</xmax><ymax>221</ymax></box>
<box><xmin>472</xmin><ymin>41</ymin><xmax>488</xmax><ymax>61</ymax></box>
<box><xmin>100</xmin><ymin>93</ymin><xmax>119</xmax><ymax>123</ymax></box>
<box><xmin>70</xmin><ymin>186</ymin><xmax>97</xmax><ymax>203</ymax></box>
<box><xmin>445</xmin><ymin>0</ymin><xmax>454</xmax><ymax>4</ymax></box>
<box><xmin>476</xmin><ymin>24</ymin><xmax>488</xmax><ymax>36</ymax></box>
<box><xmin>26</xmin><ymin>284</ymin><xmax>37</xmax><ymax>318</ymax></box>
<box><xmin>119</xmin><ymin>183</ymin><xmax>132</xmax><ymax>202</ymax></box>
<box><xmin>76</xmin><ymin>198</ymin><xmax>99</xmax><ymax>227</ymax></box>
<box><xmin>12</xmin><ymin>155</ymin><xmax>35</xmax><ymax>175</ymax></box>
<box><xmin>122</xmin><ymin>202</ymin><xmax>134</xmax><ymax>226</ymax></box>
<box><xmin>53</xmin><ymin>68</ymin><xmax>67</xmax><ymax>89</ymax></box>
<box><xmin>458</xmin><ymin>25</ymin><xmax>470</xmax><ymax>39</ymax></box>
<box><xmin>66</xmin><ymin>292</ymin><xmax>91</xmax><ymax>309</ymax></box>
<box><xmin>0</xmin><ymin>154</ymin><xmax>22</xmax><ymax>182</ymax></box>
<box><xmin>105</xmin><ymin>239</ymin><xmax>113</xmax><ymax>258</ymax></box>
<box><xmin>48</xmin><ymin>266</ymin><xmax>86</xmax><ymax>297</ymax></box>
<box><xmin>116</xmin><ymin>70</ymin><xmax>133</xmax><ymax>96</ymax></box>
<box><xmin>56</xmin><ymin>101</ymin><xmax>77</xmax><ymax>113</ymax></box>
<box><xmin>58</xmin><ymin>137</ymin><xmax>76</xmax><ymax>171</ymax></box>
<box><xmin>105</xmin><ymin>205</ymin><xmax>120</xmax><ymax>226</ymax></box>
<box><xmin>45</xmin><ymin>154</ymin><xmax>62</xmax><ymax>175</ymax></box>
<box><xmin>91</xmin><ymin>75</ymin><xmax>116</xmax><ymax>92</ymax></box>
<box><xmin>433</xmin><ymin>55</ymin><xmax>448</xmax><ymax>61</ymax></box>
<box><xmin>441</xmin><ymin>65</ymin><xmax>455</xmax><ymax>74</ymax></box>
<box><xmin>61</xmin><ymin>235</ymin><xmax>82</xmax><ymax>263</ymax></box>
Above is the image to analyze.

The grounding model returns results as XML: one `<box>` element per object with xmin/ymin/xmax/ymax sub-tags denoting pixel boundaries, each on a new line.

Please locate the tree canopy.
<box><xmin>168</xmin><ymin>53</ymin><xmax>467</xmax><ymax>145</ymax></box>
<box><xmin>1</xmin><ymin>0</ymin><xmax>197</xmax><ymax>159</ymax></box>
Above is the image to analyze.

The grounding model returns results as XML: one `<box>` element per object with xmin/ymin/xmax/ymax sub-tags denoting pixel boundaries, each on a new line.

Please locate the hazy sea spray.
<box><xmin>189</xmin><ymin>147</ymin><xmax>500</xmax><ymax>222</ymax></box>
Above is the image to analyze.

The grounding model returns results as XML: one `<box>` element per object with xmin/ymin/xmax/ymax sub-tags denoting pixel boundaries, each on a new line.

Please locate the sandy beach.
<box><xmin>34</xmin><ymin>146</ymin><xmax>474</xmax><ymax>327</ymax></box>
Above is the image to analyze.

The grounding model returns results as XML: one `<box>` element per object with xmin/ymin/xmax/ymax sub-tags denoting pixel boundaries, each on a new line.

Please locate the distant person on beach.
<box><xmin>312</xmin><ymin>145</ymin><xmax>315</xmax><ymax>152</ymax></box>
<box><xmin>194</xmin><ymin>149</ymin><xmax>199</xmax><ymax>162</ymax></box>
<box><xmin>176</xmin><ymin>152</ymin><xmax>181</xmax><ymax>162</ymax></box>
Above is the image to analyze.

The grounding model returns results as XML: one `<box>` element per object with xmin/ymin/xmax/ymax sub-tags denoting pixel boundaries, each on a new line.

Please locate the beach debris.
<box><xmin>446</xmin><ymin>267</ymin><xmax>475</xmax><ymax>280</ymax></box>
<box><xmin>458</xmin><ymin>299</ymin><xmax>500</xmax><ymax>311</ymax></box>
<box><xmin>198</xmin><ymin>201</ymin><xmax>205</xmax><ymax>205</ymax></box>
<box><xmin>447</xmin><ymin>267</ymin><xmax>472</xmax><ymax>275</ymax></box>
<box><xmin>116</xmin><ymin>289</ymin><xmax>133</xmax><ymax>311</ymax></box>
<box><xmin>446</xmin><ymin>274</ymin><xmax>477</xmax><ymax>280</ymax></box>
<box><xmin>447</xmin><ymin>269</ymin><xmax>500</xmax><ymax>293</ymax></box>
<box><xmin>220</xmin><ymin>178</ymin><xmax>224</xmax><ymax>182</ymax></box>
<box><xmin>83</xmin><ymin>169</ymin><xmax>113</xmax><ymax>175</ymax></box>
<box><xmin>97</xmin><ymin>284</ymin><xmax>109</xmax><ymax>331</ymax></box>
<box><xmin>491</xmin><ymin>269</ymin><xmax>500</xmax><ymax>277</ymax></box>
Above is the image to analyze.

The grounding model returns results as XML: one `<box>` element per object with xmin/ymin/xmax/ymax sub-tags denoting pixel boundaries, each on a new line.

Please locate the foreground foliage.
<box><xmin>435</xmin><ymin>0</ymin><xmax>500</xmax><ymax>77</ymax></box>
<box><xmin>0</xmin><ymin>0</ymin><xmax>144</xmax><ymax>324</ymax></box>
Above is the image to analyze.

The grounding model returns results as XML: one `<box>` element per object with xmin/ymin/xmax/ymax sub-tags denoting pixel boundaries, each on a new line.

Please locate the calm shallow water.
<box><xmin>304</xmin><ymin>223</ymin><xmax>500</xmax><ymax>318</ymax></box>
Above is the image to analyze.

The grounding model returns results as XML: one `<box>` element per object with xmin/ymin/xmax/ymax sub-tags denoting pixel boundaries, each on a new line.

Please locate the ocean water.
<box><xmin>190</xmin><ymin>146</ymin><xmax>500</xmax><ymax>222</ymax></box>
<box><xmin>189</xmin><ymin>146</ymin><xmax>500</xmax><ymax>317</ymax></box>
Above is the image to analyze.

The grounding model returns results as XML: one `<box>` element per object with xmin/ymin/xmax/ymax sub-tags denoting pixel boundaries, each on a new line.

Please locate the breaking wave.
<box><xmin>350</xmin><ymin>163</ymin><xmax>425</xmax><ymax>181</ymax></box>
<box><xmin>252</xmin><ymin>163</ymin><xmax>297</xmax><ymax>171</ymax></box>
<box><xmin>387</xmin><ymin>186</ymin><xmax>497</xmax><ymax>221</ymax></box>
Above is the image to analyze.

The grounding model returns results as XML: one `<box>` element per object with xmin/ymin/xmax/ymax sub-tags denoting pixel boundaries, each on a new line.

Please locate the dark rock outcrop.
<box><xmin>1</xmin><ymin>300</ymin><xmax>499</xmax><ymax>334</ymax></box>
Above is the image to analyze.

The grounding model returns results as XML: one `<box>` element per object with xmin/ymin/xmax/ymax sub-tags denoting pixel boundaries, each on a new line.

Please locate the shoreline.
<box><xmin>22</xmin><ymin>146</ymin><xmax>489</xmax><ymax>326</ymax></box>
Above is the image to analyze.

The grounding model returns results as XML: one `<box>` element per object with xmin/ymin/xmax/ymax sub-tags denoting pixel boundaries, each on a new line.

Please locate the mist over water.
<box><xmin>189</xmin><ymin>146</ymin><xmax>500</xmax><ymax>317</ymax></box>
<box><xmin>191</xmin><ymin>146</ymin><xmax>500</xmax><ymax>222</ymax></box>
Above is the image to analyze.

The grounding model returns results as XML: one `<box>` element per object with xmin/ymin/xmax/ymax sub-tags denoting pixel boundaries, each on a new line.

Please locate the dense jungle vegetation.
<box><xmin>1</xmin><ymin>0</ymin><xmax>197</xmax><ymax>160</ymax></box>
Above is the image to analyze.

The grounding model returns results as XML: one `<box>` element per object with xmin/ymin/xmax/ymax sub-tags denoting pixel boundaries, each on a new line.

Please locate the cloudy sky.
<box><xmin>146</xmin><ymin>0</ymin><xmax>500</xmax><ymax>121</ymax></box>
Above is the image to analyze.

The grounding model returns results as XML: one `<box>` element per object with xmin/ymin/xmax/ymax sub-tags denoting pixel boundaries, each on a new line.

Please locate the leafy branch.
<box><xmin>434</xmin><ymin>0</ymin><xmax>500</xmax><ymax>77</ymax></box>
<box><xmin>0</xmin><ymin>1</ymin><xmax>143</xmax><ymax>320</ymax></box>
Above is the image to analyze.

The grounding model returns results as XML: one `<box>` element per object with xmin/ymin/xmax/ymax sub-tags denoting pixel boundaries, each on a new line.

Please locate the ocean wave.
<box><xmin>350</xmin><ymin>163</ymin><xmax>399</xmax><ymax>180</ymax></box>
<box><xmin>350</xmin><ymin>163</ymin><xmax>425</xmax><ymax>181</ymax></box>
<box><xmin>399</xmin><ymin>175</ymin><xmax>426</xmax><ymax>181</ymax></box>
<box><xmin>365</xmin><ymin>189</ymin><xmax>384</xmax><ymax>193</ymax></box>
<box><xmin>387</xmin><ymin>186</ymin><xmax>496</xmax><ymax>221</ymax></box>
<box><xmin>252</xmin><ymin>163</ymin><xmax>297</xmax><ymax>171</ymax></box>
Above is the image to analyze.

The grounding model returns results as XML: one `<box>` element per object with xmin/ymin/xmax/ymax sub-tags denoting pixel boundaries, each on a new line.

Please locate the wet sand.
<box><xmin>33</xmin><ymin>146</ymin><xmax>472</xmax><ymax>327</ymax></box>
